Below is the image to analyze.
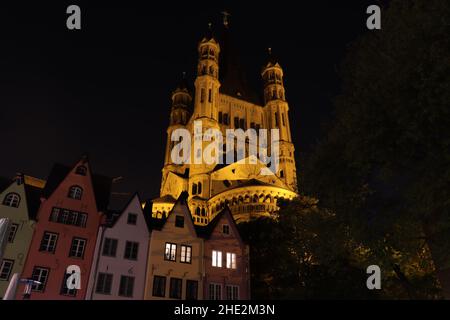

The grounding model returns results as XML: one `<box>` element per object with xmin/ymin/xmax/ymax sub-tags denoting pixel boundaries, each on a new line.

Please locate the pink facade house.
<box><xmin>17</xmin><ymin>156</ymin><xmax>112</xmax><ymax>299</ymax></box>
<box><xmin>200</xmin><ymin>207</ymin><xmax>250</xmax><ymax>300</ymax></box>
<box><xmin>86</xmin><ymin>194</ymin><xmax>151</xmax><ymax>299</ymax></box>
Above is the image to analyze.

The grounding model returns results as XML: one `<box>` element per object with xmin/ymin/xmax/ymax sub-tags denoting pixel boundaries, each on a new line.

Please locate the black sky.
<box><xmin>0</xmin><ymin>1</ymin><xmax>375</xmax><ymax>201</ymax></box>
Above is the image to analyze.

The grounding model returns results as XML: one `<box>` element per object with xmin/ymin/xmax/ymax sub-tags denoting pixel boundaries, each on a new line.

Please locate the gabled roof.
<box><xmin>152</xmin><ymin>194</ymin><xmax>176</xmax><ymax>204</ymax></box>
<box><xmin>143</xmin><ymin>200</ymin><xmax>167</xmax><ymax>232</ymax></box>
<box><xmin>103</xmin><ymin>193</ymin><xmax>152</xmax><ymax>233</ymax></box>
<box><xmin>194</xmin><ymin>206</ymin><xmax>238</xmax><ymax>239</ymax></box>
<box><xmin>24</xmin><ymin>183</ymin><xmax>43</xmax><ymax>221</ymax></box>
<box><xmin>42</xmin><ymin>161</ymin><xmax>112</xmax><ymax>212</ymax></box>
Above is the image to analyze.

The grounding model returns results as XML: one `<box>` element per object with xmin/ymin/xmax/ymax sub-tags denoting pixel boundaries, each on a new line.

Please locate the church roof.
<box><xmin>216</xmin><ymin>24</ymin><xmax>262</xmax><ymax>105</ymax></box>
<box><xmin>152</xmin><ymin>194</ymin><xmax>177</xmax><ymax>203</ymax></box>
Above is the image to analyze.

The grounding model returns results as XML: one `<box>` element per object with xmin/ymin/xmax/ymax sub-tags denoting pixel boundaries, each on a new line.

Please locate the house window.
<box><xmin>169</xmin><ymin>278</ymin><xmax>182</xmax><ymax>299</ymax></box>
<box><xmin>3</xmin><ymin>193</ymin><xmax>20</xmax><ymax>208</ymax></box>
<box><xmin>222</xmin><ymin>224</ymin><xmax>230</xmax><ymax>235</ymax></box>
<box><xmin>152</xmin><ymin>276</ymin><xmax>166</xmax><ymax>297</ymax></box>
<box><xmin>0</xmin><ymin>259</ymin><xmax>14</xmax><ymax>281</ymax></box>
<box><xmin>8</xmin><ymin>223</ymin><xmax>19</xmax><ymax>242</ymax></box>
<box><xmin>31</xmin><ymin>266</ymin><xmax>50</xmax><ymax>292</ymax></box>
<box><xmin>95</xmin><ymin>273</ymin><xmax>113</xmax><ymax>295</ymax></box>
<box><xmin>180</xmin><ymin>245</ymin><xmax>192</xmax><ymax>264</ymax></box>
<box><xmin>50</xmin><ymin>208</ymin><xmax>86</xmax><ymax>228</ymax></box>
<box><xmin>164</xmin><ymin>243</ymin><xmax>177</xmax><ymax>261</ymax></box>
<box><xmin>212</xmin><ymin>250</ymin><xmax>222</xmax><ymax>267</ymax></box>
<box><xmin>127</xmin><ymin>213</ymin><xmax>137</xmax><ymax>225</ymax></box>
<box><xmin>124</xmin><ymin>241</ymin><xmax>139</xmax><ymax>260</ymax></box>
<box><xmin>61</xmin><ymin>271</ymin><xmax>77</xmax><ymax>296</ymax></box>
<box><xmin>175</xmin><ymin>216</ymin><xmax>184</xmax><ymax>228</ymax></box>
<box><xmin>226</xmin><ymin>285</ymin><xmax>239</xmax><ymax>300</ymax></box>
<box><xmin>119</xmin><ymin>275</ymin><xmax>135</xmax><ymax>298</ymax></box>
<box><xmin>69</xmin><ymin>237</ymin><xmax>86</xmax><ymax>258</ymax></box>
<box><xmin>186</xmin><ymin>280</ymin><xmax>198</xmax><ymax>300</ymax></box>
<box><xmin>226</xmin><ymin>253</ymin><xmax>237</xmax><ymax>269</ymax></box>
<box><xmin>75</xmin><ymin>165</ymin><xmax>87</xmax><ymax>176</ymax></box>
<box><xmin>39</xmin><ymin>232</ymin><xmax>58</xmax><ymax>253</ymax></box>
<box><xmin>68</xmin><ymin>186</ymin><xmax>83</xmax><ymax>200</ymax></box>
<box><xmin>102</xmin><ymin>238</ymin><xmax>118</xmax><ymax>257</ymax></box>
<box><xmin>209</xmin><ymin>283</ymin><xmax>221</xmax><ymax>300</ymax></box>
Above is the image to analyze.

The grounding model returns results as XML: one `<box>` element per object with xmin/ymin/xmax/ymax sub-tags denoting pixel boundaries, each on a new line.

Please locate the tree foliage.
<box><xmin>241</xmin><ymin>0</ymin><xmax>449</xmax><ymax>299</ymax></box>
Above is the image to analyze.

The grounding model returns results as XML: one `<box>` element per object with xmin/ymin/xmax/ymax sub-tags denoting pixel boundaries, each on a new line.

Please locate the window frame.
<box><xmin>186</xmin><ymin>280</ymin><xmax>198</xmax><ymax>300</ymax></box>
<box><xmin>118</xmin><ymin>275</ymin><xmax>135</xmax><ymax>298</ymax></box>
<box><xmin>180</xmin><ymin>245</ymin><xmax>192</xmax><ymax>264</ymax></box>
<box><xmin>175</xmin><ymin>215</ymin><xmax>185</xmax><ymax>228</ymax></box>
<box><xmin>152</xmin><ymin>275</ymin><xmax>166</xmax><ymax>297</ymax></box>
<box><xmin>127</xmin><ymin>213</ymin><xmax>138</xmax><ymax>225</ymax></box>
<box><xmin>31</xmin><ymin>266</ymin><xmax>50</xmax><ymax>292</ymax></box>
<box><xmin>164</xmin><ymin>242</ymin><xmax>177</xmax><ymax>262</ymax></box>
<box><xmin>7</xmin><ymin>223</ymin><xmax>19</xmax><ymax>242</ymax></box>
<box><xmin>0</xmin><ymin>259</ymin><xmax>14</xmax><ymax>281</ymax></box>
<box><xmin>68</xmin><ymin>185</ymin><xmax>83</xmax><ymax>200</ymax></box>
<box><xmin>169</xmin><ymin>277</ymin><xmax>182</xmax><ymax>299</ymax></box>
<box><xmin>95</xmin><ymin>272</ymin><xmax>113</xmax><ymax>295</ymax></box>
<box><xmin>124</xmin><ymin>241</ymin><xmax>139</xmax><ymax>261</ymax></box>
<box><xmin>69</xmin><ymin>237</ymin><xmax>87</xmax><ymax>259</ymax></box>
<box><xmin>212</xmin><ymin>250</ymin><xmax>222</xmax><ymax>268</ymax></box>
<box><xmin>3</xmin><ymin>193</ymin><xmax>20</xmax><ymax>208</ymax></box>
<box><xmin>102</xmin><ymin>238</ymin><xmax>118</xmax><ymax>257</ymax></box>
<box><xmin>39</xmin><ymin>231</ymin><xmax>59</xmax><ymax>253</ymax></box>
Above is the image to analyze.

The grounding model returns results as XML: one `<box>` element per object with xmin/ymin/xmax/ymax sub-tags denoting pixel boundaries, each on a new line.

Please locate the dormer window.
<box><xmin>222</xmin><ymin>224</ymin><xmax>230</xmax><ymax>235</ymax></box>
<box><xmin>175</xmin><ymin>215</ymin><xmax>184</xmax><ymax>228</ymax></box>
<box><xmin>75</xmin><ymin>165</ymin><xmax>87</xmax><ymax>176</ymax></box>
<box><xmin>68</xmin><ymin>186</ymin><xmax>83</xmax><ymax>200</ymax></box>
<box><xmin>3</xmin><ymin>193</ymin><xmax>20</xmax><ymax>208</ymax></box>
<box><xmin>127</xmin><ymin>213</ymin><xmax>137</xmax><ymax>225</ymax></box>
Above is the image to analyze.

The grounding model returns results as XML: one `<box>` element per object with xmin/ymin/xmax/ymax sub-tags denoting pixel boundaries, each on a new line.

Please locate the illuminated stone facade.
<box><xmin>152</xmin><ymin>23</ymin><xmax>298</xmax><ymax>224</ymax></box>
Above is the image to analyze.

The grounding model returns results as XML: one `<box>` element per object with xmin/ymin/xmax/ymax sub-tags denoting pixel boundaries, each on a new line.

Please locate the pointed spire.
<box><xmin>222</xmin><ymin>11</ymin><xmax>231</xmax><ymax>28</ymax></box>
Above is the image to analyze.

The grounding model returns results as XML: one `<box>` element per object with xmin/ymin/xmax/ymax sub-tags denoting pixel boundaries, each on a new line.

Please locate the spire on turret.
<box><xmin>261</xmin><ymin>47</ymin><xmax>285</xmax><ymax>104</ymax></box>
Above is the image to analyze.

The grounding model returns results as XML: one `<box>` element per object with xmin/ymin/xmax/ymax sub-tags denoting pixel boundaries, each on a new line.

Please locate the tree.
<box><xmin>301</xmin><ymin>0</ymin><xmax>449</xmax><ymax>298</ymax></box>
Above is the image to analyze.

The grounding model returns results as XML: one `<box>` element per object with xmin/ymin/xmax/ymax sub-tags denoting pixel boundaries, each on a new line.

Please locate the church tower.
<box><xmin>189</xmin><ymin>24</ymin><xmax>222</xmax><ymax>200</ymax></box>
<box><xmin>161</xmin><ymin>75</ymin><xmax>192</xmax><ymax>195</ymax></box>
<box><xmin>262</xmin><ymin>49</ymin><xmax>298</xmax><ymax>192</ymax></box>
<box><xmin>152</xmin><ymin>15</ymin><xmax>299</xmax><ymax>224</ymax></box>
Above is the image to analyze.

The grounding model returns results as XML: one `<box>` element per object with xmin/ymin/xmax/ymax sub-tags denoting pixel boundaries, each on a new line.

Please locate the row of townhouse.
<box><xmin>0</xmin><ymin>156</ymin><xmax>250</xmax><ymax>300</ymax></box>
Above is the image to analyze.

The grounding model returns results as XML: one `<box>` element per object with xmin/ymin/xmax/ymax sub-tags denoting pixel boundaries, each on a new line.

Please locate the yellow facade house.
<box><xmin>0</xmin><ymin>174</ymin><xmax>44</xmax><ymax>298</ymax></box>
<box><xmin>144</xmin><ymin>192</ymin><xmax>204</xmax><ymax>300</ymax></box>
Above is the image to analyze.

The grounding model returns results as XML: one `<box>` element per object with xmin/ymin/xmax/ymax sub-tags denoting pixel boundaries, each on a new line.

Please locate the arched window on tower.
<box><xmin>192</xmin><ymin>183</ymin><xmax>197</xmax><ymax>195</ymax></box>
<box><xmin>3</xmin><ymin>193</ymin><xmax>20</xmax><ymax>208</ymax></box>
<box><xmin>201</xmin><ymin>208</ymin><xmax>206</xmax><ymax>217</ymax></box>
<box><xmin>196</xmin><ymin>207</ymin><xmax>200</xmax><ymax>216</ymax></box>
<box><xmin>197</xmin><ymin>182</ymin><xmax>202</xmax><ymax>194</ymax></box>
<box><xmin>280</xmin><ymin>170</ymin><xmax>284</xmax><ymax>178</ymax></box>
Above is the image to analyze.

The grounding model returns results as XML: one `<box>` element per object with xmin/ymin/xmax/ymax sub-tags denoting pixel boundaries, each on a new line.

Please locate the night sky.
<box><xmin>0</xmin><ymin>1</ymin><xmax>375</xmax><ymax>202</ymax></box>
